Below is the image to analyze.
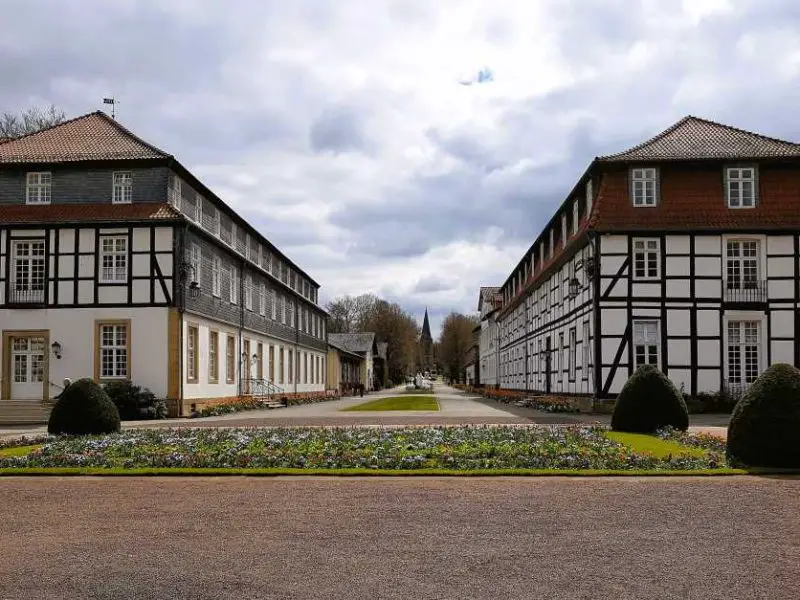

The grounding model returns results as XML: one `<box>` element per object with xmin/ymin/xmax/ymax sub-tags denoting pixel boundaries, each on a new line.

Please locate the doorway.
<box><xmin>3</xmin><ymin>331</ymin><xmax>49</xmax><ymax>401</ymax></box>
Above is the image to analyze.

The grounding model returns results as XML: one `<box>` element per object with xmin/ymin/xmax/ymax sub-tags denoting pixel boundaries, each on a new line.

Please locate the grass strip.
<box><xmin>604</xmin><ymin>431</ymin><xmax>707</xmax><ymax>458</ymax></box>
<box><xmin>342</xmin><ymin>396</ymin><xmax>439</xmax><ymax>412</ymax></box>
<box><xmin>0</xmin><ymin>445</ymin><xmax>43</xmax><ymax>458</ymax></box>
<box><xmin>0</xmin><ymin>467</ymin><xmax>764</xmax><ymax>477</ymax></box>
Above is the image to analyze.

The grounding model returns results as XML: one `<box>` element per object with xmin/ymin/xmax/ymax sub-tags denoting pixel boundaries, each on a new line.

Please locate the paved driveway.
<box><xmin>1</xmin><ymin>476</ymin><xmax>797</xmax><ymax>599</ymax></box>
<box><xmin>0</xmin><ymin>384</ymin><xmax>729</xmax><ymax>438</ymax></box>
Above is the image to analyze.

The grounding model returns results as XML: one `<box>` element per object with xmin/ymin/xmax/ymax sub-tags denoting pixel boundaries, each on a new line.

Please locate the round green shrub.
<box><xmin>48</xmin><ymin>378</ymin><xmax>121</xmax><ymax>435</ymax></box>
<box><xmin>727</xmin><ymin>363</ymin><xmax>800</xmax><ymax>468</ymax></box>
<box><xmin>611</xmin><ymin>365</ymin><xmax>689</xmax><ymax>433</ymax></box>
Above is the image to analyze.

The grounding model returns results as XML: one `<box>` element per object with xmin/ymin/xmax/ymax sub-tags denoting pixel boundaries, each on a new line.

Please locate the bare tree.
<box><xmin>0</xmin><ymin>105</ymin><xmax>66</xmax><ymax>139</ymax></box>
<box><xmin>327</xmin><ymin>293</ymin><xmax>421</xmax><ymax>384</ymax></box>
<box><xmin>438</xmin><ymin>312</ymin><xmax>479</xmax><ymax>383</ymax></box>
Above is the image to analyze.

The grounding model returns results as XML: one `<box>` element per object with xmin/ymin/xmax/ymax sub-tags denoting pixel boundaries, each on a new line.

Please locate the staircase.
<box><xmin>244</xmin><ymin>379</ymin><xmax>286</xmax><ymax>409</ymax></box>
<box><xmin>0</xmin><ymin>400</ymin><xmax>54</xmax><ymax>425</ymax></box>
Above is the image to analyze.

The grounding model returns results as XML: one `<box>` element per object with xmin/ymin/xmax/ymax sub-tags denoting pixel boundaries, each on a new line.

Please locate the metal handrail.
<box><xmin>244</xmin><ymin>378</ymin><xmax>283</xmax><ymax>400</ymax></box>
<box><xmin>723</xmin><ymin>279</ymin><xmax>766</xmax><ymax>303</ymax></box>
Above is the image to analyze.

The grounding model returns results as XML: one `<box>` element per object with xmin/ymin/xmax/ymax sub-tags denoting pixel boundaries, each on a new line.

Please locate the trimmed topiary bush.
<box><xmin>103</xmin><ymin>380</ymin><xmax>167</xmax><ymax>420</ymax></box>
<box><xmin>48</xmin><ymin>378</ymin><xmax>121</xmax><ymax>435</ymax></box>
<box><xmin>727</xmin><ymin>363</ymin><xmax>800</xmax><ymax>468</ymax></box>
<box><xmin>611</xmin><ymin>365</ymin><xmax>689</xmax><ymax>433</ymax></box>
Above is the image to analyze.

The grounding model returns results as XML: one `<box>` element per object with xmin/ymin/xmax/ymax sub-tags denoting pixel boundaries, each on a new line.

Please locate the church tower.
<box><xmin>419</xmin><ymin>308</ymin><xmax>434</xmax><ymax>373</ymax></box>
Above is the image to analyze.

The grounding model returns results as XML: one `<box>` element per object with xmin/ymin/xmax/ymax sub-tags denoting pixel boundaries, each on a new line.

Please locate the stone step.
<box><xmin>0</xmin><ymin>401</ymin><xmax>53</xmax><ymax>425</ymax></box>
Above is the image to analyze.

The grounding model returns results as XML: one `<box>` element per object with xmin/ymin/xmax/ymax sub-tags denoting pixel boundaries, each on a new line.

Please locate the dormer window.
<box><xmin>26</xmin><ymin>172</ymin><xmax>51</xmax><ymax>205</ymax></box>
<box><xmin>726</xmin><ymin>167</ymin><xmax>756</xmax><ymax>208</ymax></box>
<box><xmin>631</xmin><ymin>167</ymin><xmax>657</xmax><ymax>206</ymax></box>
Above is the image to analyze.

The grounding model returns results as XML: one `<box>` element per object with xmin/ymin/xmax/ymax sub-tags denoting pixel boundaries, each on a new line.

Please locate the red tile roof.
<box><xmin>600</xmin><ymin>116</ymin><xmax>800</xmax><ymax>162</ymax></box>
<box><xmin>0</xmin><ymin>203</ymin><xmax>182</xmax><ymax>223</ymax></box>
<box><xmin>0</xmin><ymin>112</ymin><xmax>170</xmax><ymax>164</ymax></box>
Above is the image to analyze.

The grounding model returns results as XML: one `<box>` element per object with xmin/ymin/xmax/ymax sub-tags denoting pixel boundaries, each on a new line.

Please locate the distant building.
<box><xmin>477</xmin><ymin>286</ymin><xmax>502</xmax><ymax>387</ymax></box>
<box><xmin>419</xmin><ymin>308</ymin><xmax>434</xmax><ymax>373</ymax></box>
<box><xmin>327</xmin><ymin>332</ymin><xmax>379</xmax><ymax>391</ymax></box>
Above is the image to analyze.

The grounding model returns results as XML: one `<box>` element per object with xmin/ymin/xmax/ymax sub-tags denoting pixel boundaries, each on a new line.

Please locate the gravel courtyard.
<box><xmin>1</xmin><ymin>476</ymin><xmax>797</xmax><ymax>599</ymax></box>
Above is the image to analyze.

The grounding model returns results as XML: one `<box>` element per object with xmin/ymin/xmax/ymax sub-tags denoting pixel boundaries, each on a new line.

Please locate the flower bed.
<box><xmin>194</xmin><ymin>391</ymin><xmax>339</xmax><ymax>417</ymax></box>
<box><xmin>472</xmin><ymin>388</ymin><xmax>579</xmax><ymax>413</ymax></box>
<box><xmin>0</xmin><ymin>425</ymin><xmax>727</xmax><ymax>471</ymax></box>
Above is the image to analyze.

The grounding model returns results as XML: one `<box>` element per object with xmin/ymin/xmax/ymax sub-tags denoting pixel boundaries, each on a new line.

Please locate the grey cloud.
<box><xmin>413</xmin><ymin>275</ymin><xmax>457</xmax><ymax>294</ymax></box>
<box><xmin>309</xmin><ymin>105</ymin><xmax>373</xmax><ymax>155</ymax></box>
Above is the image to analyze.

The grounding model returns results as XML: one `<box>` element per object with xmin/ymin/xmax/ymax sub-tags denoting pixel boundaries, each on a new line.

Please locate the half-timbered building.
<box><xmin>0</xmin><ymin>111</ymin><xmax>328</xmax><ymax>421</ymax></box>
<box><xmin>477</xmin><ymin>286</ymin><xmax>501</xmax><ymax>387</ymax></box>
<box><xmin>496</xmin><ymin>116</ymin><xmax>800</xmax><ymax>402</ymax></box>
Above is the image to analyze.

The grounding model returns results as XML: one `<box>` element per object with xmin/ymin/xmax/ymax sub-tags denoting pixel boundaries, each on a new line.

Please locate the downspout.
<box><xmin>238</xmin><ymin>255</ymin><xmax>245</xmax><ymax>398</ymax></box>
<box><xmin>177</xmin><ymin>223</ymin><xmax>187</xmax><ymax>416</ymax></box>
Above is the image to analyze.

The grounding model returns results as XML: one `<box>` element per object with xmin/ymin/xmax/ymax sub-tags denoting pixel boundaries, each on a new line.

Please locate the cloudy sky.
<box><xmin>3</xmin><ymin>0</ymin><xmax>800</xmax><ymax>336</ymax></box>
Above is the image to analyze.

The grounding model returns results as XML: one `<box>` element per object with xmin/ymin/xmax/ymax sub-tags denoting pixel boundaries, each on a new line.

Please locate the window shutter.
<box><xmin>723</xmin><ymin>166</ymin><xmax>729</xmax><ymax>206</ymax></box>
<box><xmin>753</xmin><ymin>165</ymin><xmax>760</xmax><ymax>206</ymax></box>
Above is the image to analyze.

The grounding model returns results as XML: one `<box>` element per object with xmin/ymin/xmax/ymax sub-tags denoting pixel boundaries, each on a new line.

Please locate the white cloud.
<box><xmin>2</xmin><ymin>0</ymin><xmax>800</xmax><ymax>336</ymax></box>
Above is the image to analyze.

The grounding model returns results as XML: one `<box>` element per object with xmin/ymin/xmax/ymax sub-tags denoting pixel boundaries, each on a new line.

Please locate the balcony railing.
<box><xmin>723</xmin><ymin>279</ymin><xmax>766</xmax><ymax>303</ymax></box>
<box><xmin>7</xmin><ymin>287</ymin><xmax>45</xmax><ymax>305</ymax></box>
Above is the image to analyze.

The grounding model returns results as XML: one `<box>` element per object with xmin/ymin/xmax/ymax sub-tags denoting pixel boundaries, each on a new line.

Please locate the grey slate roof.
<box><xmin>327</xmin><ymin>333</ymin><xmax>376</xmax><ymax>354</ymax></box>
<box><xmin>0</xmin><ymin>111</ymin><xmax>170</xmax><ymax>163</ymax></box>
<box><xmin>599</xmin><ymin>116</ymin><xmax>800</xmax><ymax>162</ymax></box>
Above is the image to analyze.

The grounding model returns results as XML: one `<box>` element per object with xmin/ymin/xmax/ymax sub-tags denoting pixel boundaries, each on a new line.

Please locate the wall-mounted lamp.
<box><xmin>568</xmin><ymin>277</ymin><xmax>581</xmax><ymax>299</ymax></box>
<box><xmin>584</xmin><ymin>257</ymin><xmax>596</xmax><ymax>279</ymax></box>
<box><xmin>51</xmin><ymin>340</ymin><xmax>62</xmax><ymax>359</ymax></box>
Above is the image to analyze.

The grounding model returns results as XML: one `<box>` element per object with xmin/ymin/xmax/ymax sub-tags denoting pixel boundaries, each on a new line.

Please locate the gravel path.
<box><xmin>1</xmin><ymin>476</ymin><xmax>797</xmax><ymax>599</ymax></box>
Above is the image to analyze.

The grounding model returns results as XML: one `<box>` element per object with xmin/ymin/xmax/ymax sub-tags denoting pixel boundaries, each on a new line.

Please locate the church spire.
<box><xmin>421</xmin><ymin>308</ymin><xmax>432</xmax><ymax>342</ymax></box>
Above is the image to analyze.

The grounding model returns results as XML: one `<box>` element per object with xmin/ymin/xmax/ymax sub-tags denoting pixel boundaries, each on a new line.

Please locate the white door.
<box><xmin>11</xmin><ymin>336</ymin><xmax>46</xmax><ymax>400</ymax></box>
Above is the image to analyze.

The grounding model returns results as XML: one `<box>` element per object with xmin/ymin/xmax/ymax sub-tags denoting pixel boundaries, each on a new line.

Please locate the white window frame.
<box><xmin>169</xmin><ymin>176</ymin><xmax>182</xmax><ymax>208</ymax></box>
<box><xmin>244</xmin><ymin>274</ymin><xmax>253</xmax><ymax>310</ymax></box>
<box><xmin>631</xmin><ymin>167</ymin><xmax>657</xmax><ymax>207</ymax></box>
<box><xmin>230</xmin><ymin>222</ymin><xmax>237</xmax><ymax>248</ymax></box>
<box><xmin>724</xmin><ymin>313</ymin><xmax>766</xmax><ymax>386</ymax></box>
<box><xmin>189</xmin><ymin>243</ymin><xmax>201</xmax><ymax>285</ymax></box>
<box><xmin>186</xmin><ymin>325</ymin><xmax>199</xmax><ymax>383</ymax></box>
<box><xmin>259</xmin><ymin>282</ymin><xmax>266</xmax><ymax>316</ymax></box>
<box><xmin>632</xmin><ymin>238</ymin><xmax>660</xmax><ymax>280</ymax></box>
<box><xmin>99</xmin><ymin>322</ymin><xmax>129</xmax><ymax>379</ymax></box>
<box><xmin>632</xmin><ymin>320</ymin><xmax>660</xmax><ymax>369</ymax></box>
<box><xmin>582</xmin><ymin>320</ymin><xmax>591</xmax><ymax>381</ymax></box>
<box><xmin>726</xmin><ymin>166</ymin><xmax>756</xmax><ymax>209</ymax></box>
<box><xmin>211</xmin><ymin>255</ymin><xmax>221</xmax><ymax>297</ymax></box>
<box><xmin>112</xmin><ymin>171</ymin><xmax>132</xmax><ymax>204</ymax></box>
<box><xmin>725</xmin><ymin>237</ymin><xmax>762</xmax><ymax>292</ymax></box>
<box><xmin>245</xmin><ymin>234</ymin><xmax>251</xmax><ymax>260</ymax></box>
<box><xmin>230</xmin><ymin>266</ymin><xmax>239</xmax><ymax>305</ymax></box>
<box><xmin>99</xmin><ymin>236</ymin><xmax>128</xmax><ymax>283</ymax></box>
<box><xmin>569</xmin><ymin>327</ymin><xmax>577</xmax><ymax>382</ymax></box>
<box><xmin>212</xmin><ymin>207</ymin><xmax>221</xmax><ymax>236</ymax></box>
<box><xmin>11</xmin><ymin>239</ymin><xmax>46</xmax><ymax>300</ymax></box>
<box><xmin>26</xmin><ymin>172</ymin><xmax>52</xmax><ymax>205</ymax></box>
<box><xmin>195</xmin><ymin>193</ymin><xmax>203</xmax><ymax>223</ymax></box>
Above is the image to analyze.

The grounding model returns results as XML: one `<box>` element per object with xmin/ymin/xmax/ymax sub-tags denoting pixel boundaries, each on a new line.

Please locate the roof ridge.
<box><xmin>600</xmin><ymin>115</ymin><xmax>800</xmax><ymax>161</ymax></box>
<box><xmin>0</xmin><ymin>110</ymin><xmax>105</xmax><ymax>144</ymax></box>
<box><xmin>0</xmin><ymin>110</ymin><xmax>172</xmax><ymax>160</ymax></box>
<box><xmin>599</xmin><ymin>116</ymin><xmax>693</xmax><ymax>160</ymax></box>
<box><xmin>92</xmin><ymin>110</ymin><xmax>172</xmax><ymax>158</ymax></box>
<box><xmin>686</xmin><ymin>115</ymin><xmax>800</xmax><ymax>148</ymax></box>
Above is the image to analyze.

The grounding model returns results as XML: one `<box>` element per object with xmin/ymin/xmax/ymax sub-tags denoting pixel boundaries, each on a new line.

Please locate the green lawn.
<box><xmin>343</xmin><ymin>395</ymin><xmax>439</xmax><ymax>411</ymax></box>
<box><xmin>604</xmin><ymin>431</ymin><xmax>707</xmax><ymax>458</ymax></box>
<box><xmin>0</xmin><ymin>445</ymin><xmax>42</xmax><ymax>458</ymax></box>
